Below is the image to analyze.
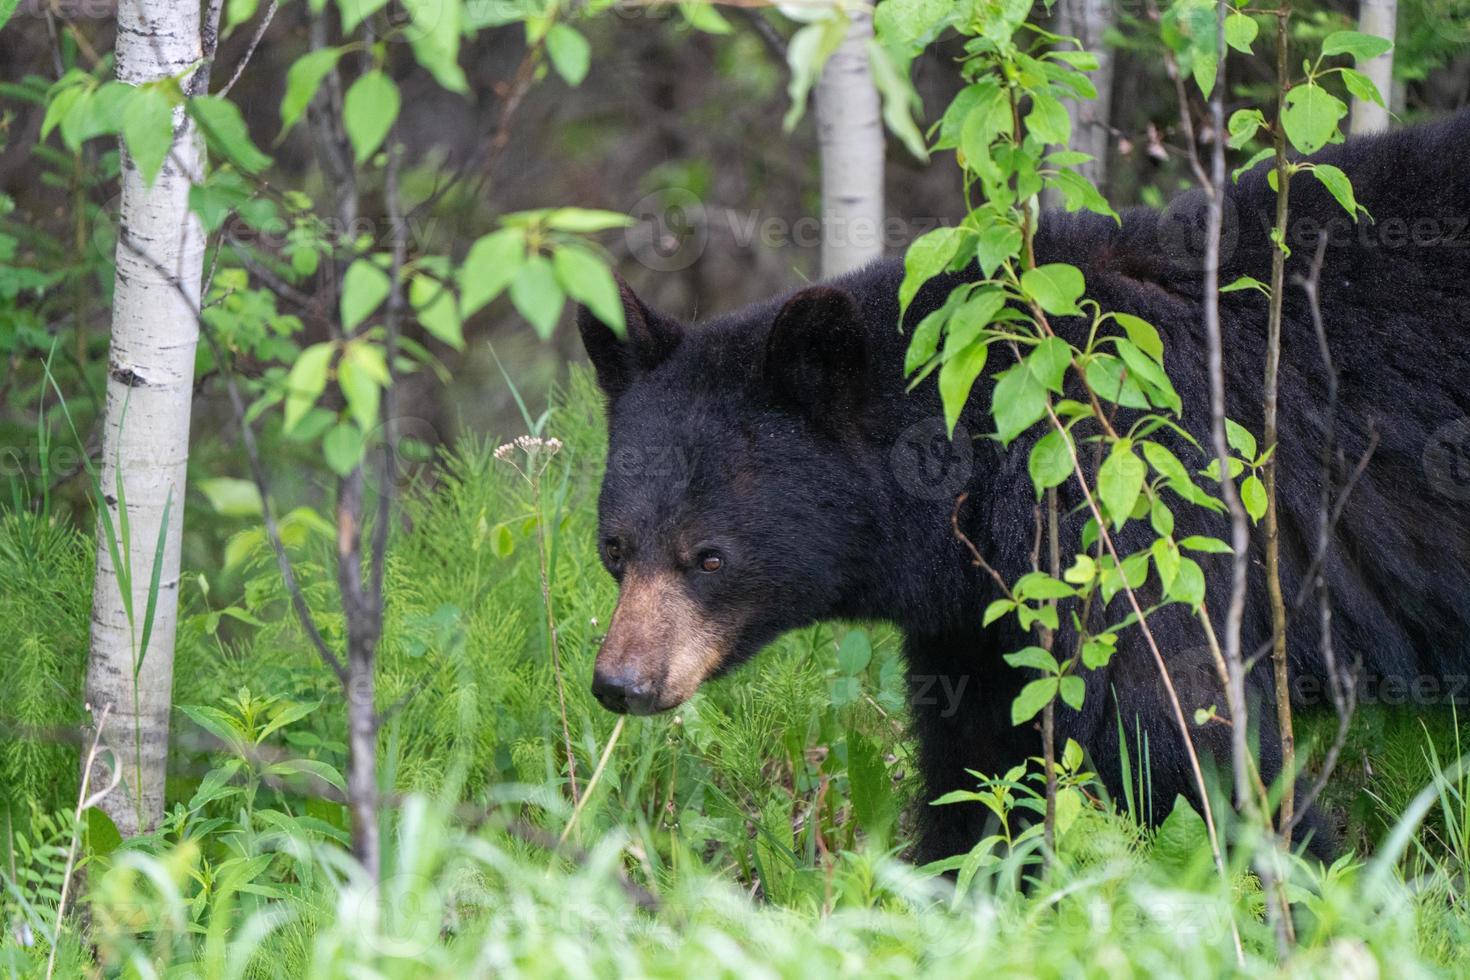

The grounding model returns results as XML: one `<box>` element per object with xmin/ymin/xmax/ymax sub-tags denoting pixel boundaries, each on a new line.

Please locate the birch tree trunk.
<box><xmin>85</xmin><ymin>0</ymin><xmax>205</xmax><ymax>836</ymax></box>
<box><xmin>1350</xmin><ymin>0</ymin><xmax>1397</xmax><ymax>134</ymax></box>
<box><xmin>1045</xmin><ymin>0</ymin><xmax>1114</xmax><ymax>204</ymax></box>
<box><xmin>813</xmin><ymin>6</ymin><xmax>884</xmax><ymax>278</ymax></box>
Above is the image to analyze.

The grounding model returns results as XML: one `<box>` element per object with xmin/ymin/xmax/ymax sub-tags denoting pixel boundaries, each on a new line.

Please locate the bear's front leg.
<box><xmin>903</xmin><ymin>630</ymin><xmax>1037</xmax><ymax>865</ymax></box>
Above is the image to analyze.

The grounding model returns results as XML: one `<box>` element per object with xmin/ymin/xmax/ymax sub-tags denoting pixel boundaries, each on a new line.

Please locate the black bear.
<box><xmin>576</xmin><ymin>112</ymin><xmax>1470</xmax><ymax>863</ymax></box>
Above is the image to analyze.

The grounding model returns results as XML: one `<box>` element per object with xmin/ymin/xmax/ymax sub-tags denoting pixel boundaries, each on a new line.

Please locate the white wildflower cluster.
<box><xmin>493</xmin><ymin>435</ymin><xmax>565</xmax><ymax>481</ymax></box>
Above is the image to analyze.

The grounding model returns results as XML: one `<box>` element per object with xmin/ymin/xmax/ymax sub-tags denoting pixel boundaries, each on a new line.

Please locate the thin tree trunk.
<box><xmin>1350</xmin><ymin>0</ymin><xmax>1396</xmax><ymax>134</ymax></box>
<box><xmin>85</xmin><ymin>0</ymin><xmax>205</xmax><ymax>835</ymax></box>
<box><xmin>813</xmin><ymin>7</ymin><xmax>884</xmax><ymax>278</ymax></box>
<box><xmin>1045</xmin><ymin>0</ymin><xmax>1115</xmax><ymax>204</ymax></box>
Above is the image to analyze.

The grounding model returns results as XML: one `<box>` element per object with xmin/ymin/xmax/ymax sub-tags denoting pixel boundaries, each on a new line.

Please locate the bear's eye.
<box><xmin>698</xmin><ymin>551</ymin><xmax>724</xmax><ymax>573</ymax></box>
<box><xmin>604</xmin><ymin>538</ymin><xmax>624</xmax><ymax>566</ymax></box>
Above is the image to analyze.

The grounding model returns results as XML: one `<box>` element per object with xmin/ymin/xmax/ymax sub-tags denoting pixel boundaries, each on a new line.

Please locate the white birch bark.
<box><xmin>86</xmin><ymin>0</ymin><xmax>205</xmax><ymax>836</ymax></box>
<box><xmin>1350</xmin><ymin>0</ymin><xmax>1397</xmax><ymax>134</ymax></box>
<box><xmin>1048</xmin><ymin>0</ymin><xmax>1115</xmax><ymax>199</ymax></box>
<box><xmin>813</xmin><ymin>6</ymin><xmax>885</xmax><ymax>278</ymax></box>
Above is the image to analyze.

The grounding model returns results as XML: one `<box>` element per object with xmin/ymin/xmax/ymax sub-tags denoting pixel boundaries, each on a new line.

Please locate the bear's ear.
<box><xmin>764</xmin><ymin>285</ymin><xmax>868</xmax><ymax>424</ymax></box>
<box><xmin>576</xmin><ymin>276</ymin><xmax>682</xmax><ymax>399</ymax></box>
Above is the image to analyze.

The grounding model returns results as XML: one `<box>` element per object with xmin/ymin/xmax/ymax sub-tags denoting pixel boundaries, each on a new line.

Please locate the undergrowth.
<box><xmin>2</xmin><ymin>367</ymin><xmax>1467</xmax><ymax>976</ymax></box>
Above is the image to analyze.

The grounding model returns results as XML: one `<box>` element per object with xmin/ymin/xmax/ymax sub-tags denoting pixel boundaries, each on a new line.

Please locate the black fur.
<box><xmin>577</xmin><ymin>112</ymin><xmax>1470</xmax><ymax>863</ymax></box>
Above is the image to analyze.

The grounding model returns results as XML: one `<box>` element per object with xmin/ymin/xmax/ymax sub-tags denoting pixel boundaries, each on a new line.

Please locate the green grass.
<box><xmin>2</xmin><ymin>366</ymin><xmax>1469</xmax><ymax>977</ymax></box>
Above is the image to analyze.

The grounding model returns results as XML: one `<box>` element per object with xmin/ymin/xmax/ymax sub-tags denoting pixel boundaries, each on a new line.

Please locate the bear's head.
<box><xmin>576</xmin><ymin>277</ymin><xmax>885</xmax><ymax>715</ymax></box>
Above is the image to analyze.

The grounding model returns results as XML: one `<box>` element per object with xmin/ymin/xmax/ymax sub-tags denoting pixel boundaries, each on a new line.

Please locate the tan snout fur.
<box><xmin>598</xmin><ymin>569</ymin><xmax>728</xmax><ymax>709</ymax></box>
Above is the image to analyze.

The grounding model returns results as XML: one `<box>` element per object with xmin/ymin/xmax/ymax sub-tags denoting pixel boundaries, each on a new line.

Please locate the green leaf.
<box><xmin>343</xmin><ymin>70</ymin><xmax>399</xmax><ymax>164</ymax></box>
<box><xmin>1081</xmin><ymin>632</ymin><xmax>1117</xmax><ymax>669</ymax></box>
<box><xmin>1027</xmin><ymin>336</ymin><xmax>1072</xmax><ymax>394</ymax></box>
<box><xmin>1020</xmin><ymin>263</ymin><xmax>1085</xmax><ymax>316</ymax></box>
<box><xmin>323</xmin><ymin>423</ymin><xmax>365</xmax><ymax>477</ymax></box>
<box><xmin>1058</xmin><ymin>675</ymin><xmax>1085</xmax><ymax>710</ymax></box>
<box><xmin>938</xmin><ymin>340</ymin><xmax>988</xmax><ymax>436</ymax></box>
<box><xmin>1179</xmin><ymin>535</ymin><xmax>1233</xmax><ymax>553</ymax></box>
<box><xmin>1233</xmin><ymin>146</ymin><xmax>1274</xmax><ymax>182</ymax></box>
<box><xmin>1241</xmin><ymin>473</ymin><xmax>1267</xmax><ymax>522</ymax></box>
<box><xmin>1169</xmin><ymin>556</ymin><xmax>1206</xmax><ymax>608</ymax></box>
<box><xmin>1321</xmin><ymin>29</ymin><xmax>1393</xmax><ymax>62</ymax></box>
<box><xmin>942</xmin><ymin>288</ymin><xmax>1006</xmax><ymax>358</ymax></box>
<box><xmin>900</xmin><ymin>226</ymin><xmax>963</xmax><ymax>318</ymax></box>
<box><xmin>410</xmin><ymin>273</ymin><xmax>464</xmax><ymax>349</ymax></box>
<box><xmin>1084</xmin><ymin>354</ymin><xmax>1148</xmax><ymax>409</ymax></box>
<box><xmin>122</xmin><ymin>86</ymin><xmax>174</xmax><ymax>187</ymax></box>
<box><xmin>1113</xmin><ymin>312</ymin><xmax>1163</xmax><ymax>362</ymax></box>
<box><xmin>1221</xmin><ymin>275</ymin><xmax>1268</xmax><ymax>295</ymax></box>
<box><xmin>1013</xmin><ymin>571</ymin><xmax>1076</xmax><ymax>601</ymax></box>
<box><xmin>1098</xmin><ymin>440</ymin><xmax>1146</xmax><ymax>528</ymax></box>
<box><xmin>1011</xmin><ymin>678</ymin><xmax>1058</xmax><ymax>725</ymax></box>
<box><xmin>190</xmin><ymin>96</ymin><xmax>271</xmax><ymax>172</ymax></box>
<box><xmin>866</xmin><ymin>38</ymin><xmax>929</xmax><ymax>161</ymax></box>
<box><xmin>267</xmin><ymin>758</ymin><xmax>348</xmax><ymax>795</ymax></box>
<box><xmin>1226</xmin><ymin>108</ymin><xmax>1265</xmax><ymax>150</ymax></box>
<box><xmin>284</xmin><ymin>342</ymin><xmax>333</xmax><ymax>433</ymax></box>
<box><xmin>509</xmin><ymin>254</ymin><xmax>564</xmax><ymax>339</ymax></box>
<box><xmin>1192</xmin><ymin>52</ymin><xmax>1218</xmax><ymax>99</ymax></box>
<box><xmin>1341</xmin><ymin>68</ymin><xmax>1385</xmax><ymax>108</ymax></box>
<box><xmin>490</xmin><ymin>522</ymin><xmax>515</xmax><ymax>558</ymax></box>
<box><xmin>837</xmin><ymin>630</ymin><xmax>873</xmax><ymax>675</ymax></box>
<box><xmin>782</xmin><ymin>18</ymin><xmax>846</xmax><ymax>130</ymax></box>
<box><xmin>982</xmin><ymin>599</ymin><xmax>1016</xmax><ymax>626</ymax></box>
<box><xmin>1308</xmin><ymin>163</ymin><xmax>1363</xmax><ymax>218</ymax></box>
<box><xmin>1004</xmin><ymin>646</ymin><xmax>1060</xmax><ymax>673</ymax></box>
<box><xmin>405</xmin><ymin>0</ymin><xmax>468</xmax><ymax>93</ymax></box>
<box><xmin>1150</xmin><ymin>497</ymin><xmax>1174</xmax><ymax>536</ymax></box>
<box><xmin>1018</xmin><ymin>604</ymin><xmax>1059</xmax><ymax>633</ymax></box>
<box><xmin>543</xmin><ymin>208</ymin><xmax>635</xmax><ymax>233</ymax></box>
<box><xmin>1141</xmin><ymin>440</ymin><xmax>1189</xmax><ymax>484</ymax></box>
<box><xmin>553</xmin><ymin>245</ymin><xmax>625</xmax><ymax>338</ymax></box>
<box><xmin>974</xmin><ymin>220</ymin><xmax>1021</xmax><ymax>278</ymax></box>
<box><xmin>1224</xmin><ymin>12</ymin><xmax>1257</xmax><ymax>53</ymax></box>
<box><xmin>197</xmin><ymin>477</ymin><xmax>263</xmax><ymax>517</ymax></box>
<box><xmin>341</xmin><ymin>0</ymin><xmax>390</xmax><ymax>34</ymax></box>
<box><xmin>1027</xmin><ymin>429</ymin><xmax>1073</xmax><ymax>497</ymax></box>
<box><xmin>340</xmin><ymin>259</ymin><xmax>391</xmax><ymax>332</ymax></box>
<box><xmin>1063</xmin><ymin>553</ymin><xmax>1095</xmax><ymax>584</ymax></box>
<box><xmin>339</xmin><ymin>343</ymin><xmax>388</xmax><ymax>430</ymax></box>
<box><xmin>1025</xmin><ymin>92</ymin><xmax>1070</xmax><ymax>145</ymax></box>
<box><xmin>280</xmin><ymin>48</ymin><xmax>343</xmax><ymax>136</ymax></box>
<box><xmin>1224</xmin><ymin>418</ymin><xmax>1257</xmax><ymax>459</ymax></box>
<box><xmin>1281</xmin><ymin>84</ymin><xmax>1347</xmax><ymax>155</ymax></box>
<box><xmin>42</xmin><ymin>80</ymin><xmax>85</xmax><ymax>144</ymax></box>
<box><xmin>1154</xmin><ymin>795</ymin><xmax>1209</xmax><ymax>873</ymax></box>
<box><xmin>546</xmin><ymin>23</ymin><xmax>592</xmax><ymax>86</ymax></box>
<box><xmin>1151</xmin><ymin>537</ymin><xmax>1181</xmax><ymax>592</ymax></box>
<box><xmin>85</xmin><ymin>805</ymin><xmax>124</xmax><ymax>857</ymax></box>
<box><xmin>991</xmin><ymin>363</ymin><xmax>1048</xmax><ymax>446</ymax></box>
<box><xmin>1114</xmin><ymin>338</ymin><xmax>1180</xmax><ymax>413</ymax></box>
<box><xmin>460</xmin><ymin>228</ymin><xmax>525</xmax><ymax>317</ymax></box>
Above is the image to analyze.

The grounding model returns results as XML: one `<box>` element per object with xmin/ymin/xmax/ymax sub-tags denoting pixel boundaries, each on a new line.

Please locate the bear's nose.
<box><xmin>591</xmin><ymin>667</ymin><xmax>658</xmax><ymax>715</ymax></box>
